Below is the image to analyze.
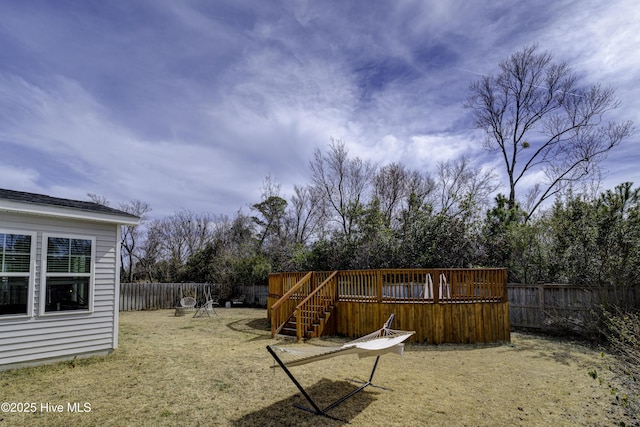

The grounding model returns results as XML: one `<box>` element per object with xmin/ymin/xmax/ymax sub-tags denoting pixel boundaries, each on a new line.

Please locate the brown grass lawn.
<box><xmin>0</xmin><ymin>308</ymin><xmax>634</xmax><ymax>426</ymax></box>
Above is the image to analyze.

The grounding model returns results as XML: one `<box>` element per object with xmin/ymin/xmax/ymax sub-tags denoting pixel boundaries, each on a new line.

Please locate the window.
<box><xmin>0</xmin><ymin>232</ymin><xmax>34</xmax><ymax>316</ymax></box>
<box><xmin>43</xmin><ymin>236</ymin><xmax>94</xmax><ymax>313</ymax></box>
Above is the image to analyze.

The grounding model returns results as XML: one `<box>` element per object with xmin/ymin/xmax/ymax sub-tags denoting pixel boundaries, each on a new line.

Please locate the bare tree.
<box><xmin>435</xmin><ymin>156</ymin><xmax>498</xmax><ymax>218</ymax></box>
<box><xmin>310</xmin><ymin>138</ymin><xmax>376</xmax><ymax>238</ymax></box>
<box><xmin>87</xmin><ymin>193</ymin><xmax>110</xmax><ymax>206</ymax></box>
<box><xmin>118</xmin><ymin>200</ymin><xmax>152</xmax><ymax>283</ymax></box>
<box><xmin>136</xmin><ymin>221</ymin><xmax>162</xmax><ymax>282</ymax></box>
<box><xmin>466</xmin><ymin>44</ymin><xmax>633</xmax><ymax>220</ymax></box>
<box><xmin>373</xmin><ymin>162</ymin><xmax>409</xmax><ymax>227</ymax></box>
<box><xmin>287</xmin><ymin>184</ymin><xmax>325</xmax><ymax>244</ymax></box>
<box><xmin>405</xmin><ymin>170</ymin><xmax>437</xmax><ymax>209</ymax></box>
<box><xmin>85</xmin><ymin>194</ymin><xmax>152</xmax><ymax>283</ymax></box>
<box><xmin>144</xmin><ymin>210</ymin><xmax>216</xmax><ymax>281</ymax></box>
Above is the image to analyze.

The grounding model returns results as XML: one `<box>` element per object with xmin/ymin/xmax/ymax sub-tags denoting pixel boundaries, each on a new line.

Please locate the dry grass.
<box><xmin>0</xmin><ymin>308</ymin><xmax>634</xmax><ymax>426</ymax></box>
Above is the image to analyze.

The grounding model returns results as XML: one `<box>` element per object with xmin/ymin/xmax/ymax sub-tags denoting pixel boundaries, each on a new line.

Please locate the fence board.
<box><xmin>508</xmin><ymin>284</ymin><xmax>640</xmax><ymax>331</ymax></box>
<box><xmin>119</xmin><ymin>283</ymin><xmax>265</xmax><ymax>311</ymax></box>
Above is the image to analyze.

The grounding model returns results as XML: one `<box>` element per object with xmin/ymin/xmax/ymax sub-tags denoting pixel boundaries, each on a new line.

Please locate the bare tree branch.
<box><xmin>466</xmin><ymin>44</ymin><xmax>633</xmax><ymax>219</ymax></box>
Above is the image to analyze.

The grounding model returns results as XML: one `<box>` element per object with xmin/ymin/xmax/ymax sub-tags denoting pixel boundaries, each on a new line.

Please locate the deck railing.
<box><xmin>269</xmin><ymin>268</ymin><xmax>507</xmax><ymax>306</ymax></box>
<box><xmin>295</xmin><ymin>271</ymin><xmax>338</xmax><ymax>339</ymax></box>
<box><xmin>331</xmin><ymin>268</ymin><xmax>507</xmax><ymax>303</ymax></box>
<box><xmin>269</xmin><ymin>268</ymin><xmax>508</xmax><ymax>341</ymax></box>
<box><xmin>270</xmin><ymin>272</ymin><xmax>313</xmax><ymax>336</ymax></box>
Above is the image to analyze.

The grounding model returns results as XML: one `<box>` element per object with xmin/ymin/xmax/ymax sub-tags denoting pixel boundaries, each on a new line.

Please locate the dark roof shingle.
<box><xmin>0</xmin><ymin>188</ymin><xmax>139</xmax><ymax>219</ymax></box>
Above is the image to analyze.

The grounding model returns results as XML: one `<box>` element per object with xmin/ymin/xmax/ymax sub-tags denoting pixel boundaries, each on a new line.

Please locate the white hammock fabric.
<box><xmin>270</xmin><ymin>324</ymin><xmax>414</xmax><ymax>367</ymax></box>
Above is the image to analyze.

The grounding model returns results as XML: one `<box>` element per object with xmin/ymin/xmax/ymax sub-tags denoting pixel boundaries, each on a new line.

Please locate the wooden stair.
<box><xmin>277</xmin><ymin>305</ymin><xmax>335</xmax><ymax>339</ymax></box>
<box><xmin>271</xmin><ymin>271</ymin><xmax>339</xmax><ymax>341</ymax></box>
<box><xmin>278</xmin><ymin>319</ymin><xmax>297</xmax><ymax>338</ymax></box>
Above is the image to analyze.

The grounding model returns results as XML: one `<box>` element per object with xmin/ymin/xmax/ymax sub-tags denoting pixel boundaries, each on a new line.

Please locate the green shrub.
<box><xmin>603</xmin><ymin>309</ymin><xmax>640</xmax><ymax>419</ymax></box>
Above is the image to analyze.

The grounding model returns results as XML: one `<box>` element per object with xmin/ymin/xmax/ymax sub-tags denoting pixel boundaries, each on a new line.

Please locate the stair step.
<box><xmin>276</xmin><ymin>301</ymin><xmax>336</xmax><ymax>339</ymax></box>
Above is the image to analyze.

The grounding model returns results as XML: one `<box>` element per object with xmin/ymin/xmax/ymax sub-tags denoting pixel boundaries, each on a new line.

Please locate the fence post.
<box><xmin>502</xmin><ymin>269</ymin><xmax>508</xmax><ymax>303</ymax></box>
<box><xmin>538</xmin><ymin>283</ymin><xmax>545</xmax><ymax>325</ymax></box>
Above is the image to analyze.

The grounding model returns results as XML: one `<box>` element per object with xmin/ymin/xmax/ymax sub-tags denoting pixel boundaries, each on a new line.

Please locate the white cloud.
<box><xmin>0</xmin><ymin>73</ymin><xmax>265</xmax><ymax>216</ymax></box>
<box><xmin>0</xmin><ymin>165</ymin><xmax>40</xmax><ymax>192</ymax></box>
<box><xmin>0</xmin><ymin>0</ymin><xmax>637</xmax><ymax>219</ymax></box>
<box><xmin>407</xmin><ymin>133</ymin><xmax>480</xmax><ymax>166</ymax></box>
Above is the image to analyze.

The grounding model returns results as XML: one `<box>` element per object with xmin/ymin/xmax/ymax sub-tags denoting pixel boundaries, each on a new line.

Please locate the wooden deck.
<box><xmin>269</xmin><ymin>268</ymin><xmax>510</xmax><ymax>344</ymax></box>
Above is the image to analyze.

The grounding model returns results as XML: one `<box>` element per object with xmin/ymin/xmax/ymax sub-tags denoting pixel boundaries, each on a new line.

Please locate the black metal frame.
<box><xmin>266</xmin><ymin>345</ymin><xmax>384</xmax><ymax>422</ymax></box>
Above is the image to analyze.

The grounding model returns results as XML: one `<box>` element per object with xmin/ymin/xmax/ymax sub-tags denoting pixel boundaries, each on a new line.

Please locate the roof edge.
<box><xmin>0</xmin><ymin>189</ymin><xmax>140</xmax><ymax>225</ymax></box>
<box><xmin>0</xmin><ymin>201</ymin><xmax>140</xmax><ymax>225</ymax></box>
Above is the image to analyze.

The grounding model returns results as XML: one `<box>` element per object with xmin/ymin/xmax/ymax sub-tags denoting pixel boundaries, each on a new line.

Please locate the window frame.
<box><xmin>40</xmin><ymin>233</ymin><xmax>96</xmax><ymax>316</ymax></box>
<box><xmin>0</xmin><ymin>229</ymin><xmax>37</xmax><ymax>319</ymax></box>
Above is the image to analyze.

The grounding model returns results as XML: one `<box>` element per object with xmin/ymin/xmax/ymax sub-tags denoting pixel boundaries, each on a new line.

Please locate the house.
<box><xmin>0</xmin><ymin>188</ymin><xmax>140</xmax><ymax>370</ymax></box>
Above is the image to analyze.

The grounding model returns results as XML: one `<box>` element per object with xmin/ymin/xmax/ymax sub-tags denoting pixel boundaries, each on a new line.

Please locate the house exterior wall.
<box><xmin>0</xmin><ymin>211</ymin><xmax>120</xmax><ymax>370</ymax></box>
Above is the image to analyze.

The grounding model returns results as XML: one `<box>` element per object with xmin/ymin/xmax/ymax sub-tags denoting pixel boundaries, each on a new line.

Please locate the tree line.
<box><xmin>115</xmin><ymin>153</ymin><xmax>640</xmax><ymax>297</ymax></box>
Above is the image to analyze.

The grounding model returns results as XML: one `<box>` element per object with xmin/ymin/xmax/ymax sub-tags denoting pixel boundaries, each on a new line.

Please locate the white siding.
<box><xmin>0</xmin><ymin>212</ymin><xmax>120</xmax><ymax>369</ymax></box>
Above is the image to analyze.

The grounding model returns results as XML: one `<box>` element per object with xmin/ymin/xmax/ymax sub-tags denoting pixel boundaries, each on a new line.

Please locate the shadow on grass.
<box><xmin>403</xmin><ymin>341</ymin><xmax>505</xmax><ymax>353</ymax></box>
<box><xmin>403</xmin><ymin>334</ymin><xmax>581</xmax><ymax>366</ymax></box>
<box><xmin>226</xmin><ymin>318</ymin><xmax>273</xmax><ymax>341</ymax></box>
<box><xmin>231</xmin><ymin>378</ymin><xmax>379</xmax><ymax>426</ymax></box>
<box><xmin>501</xmin><ymin>332</ymin><xmax>594</xmax><ymax>366</ymax></box>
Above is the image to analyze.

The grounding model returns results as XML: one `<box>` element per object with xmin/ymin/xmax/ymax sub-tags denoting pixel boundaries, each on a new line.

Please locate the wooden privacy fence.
<box><xmin>269</xmin><ymin>268</ymin><xmax>510</xmax><ymax>344</ymax></box>
<box><xmin>121</xmin><ymin>281</ymin><xmax>639</xmax><ymax>335</ymax></box>
<box><xmin>119</xmin><ymin>283</ymin><xmax>269</xmax><ymax>311</ymax></box>
<box><xmin>119</xmin><ymin>283</ymin><xmax>219</xmax><ymax>311</ymax></box>
<box><xmin>508</xmin><ymin>284</ymin><xmax>640</xmax><ymax>330</ymax></box>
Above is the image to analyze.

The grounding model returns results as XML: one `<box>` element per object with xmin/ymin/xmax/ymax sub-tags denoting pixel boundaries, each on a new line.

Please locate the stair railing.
<box><xmin>270</xmin><ymin>271</ymin><xmax>313</xmax><ymax>337</ymax></box>
<box><xmin>295</xmin><ymin>271</ymin><xmax>338</xmax><ymax>340</ymax></box>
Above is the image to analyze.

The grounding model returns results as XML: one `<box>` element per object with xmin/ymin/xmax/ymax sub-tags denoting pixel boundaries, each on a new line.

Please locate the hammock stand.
<box><xmin>266</xmin><ymin>314</ymin><xmax>414</xmax><ymax>421</ymax></box>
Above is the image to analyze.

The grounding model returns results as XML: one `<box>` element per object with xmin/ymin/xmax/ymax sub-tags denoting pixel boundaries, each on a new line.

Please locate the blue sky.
<box><xmin>1</xmin><ymin>0</ymin><xmax>638</xmax><ymax>218</ymax></box>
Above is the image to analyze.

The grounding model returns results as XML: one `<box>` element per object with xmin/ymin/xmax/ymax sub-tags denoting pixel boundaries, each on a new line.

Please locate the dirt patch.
<box><xmin>0</xmin><ymin>308</ymin><xmax>633</xmax><ymax>426</ymax></box>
